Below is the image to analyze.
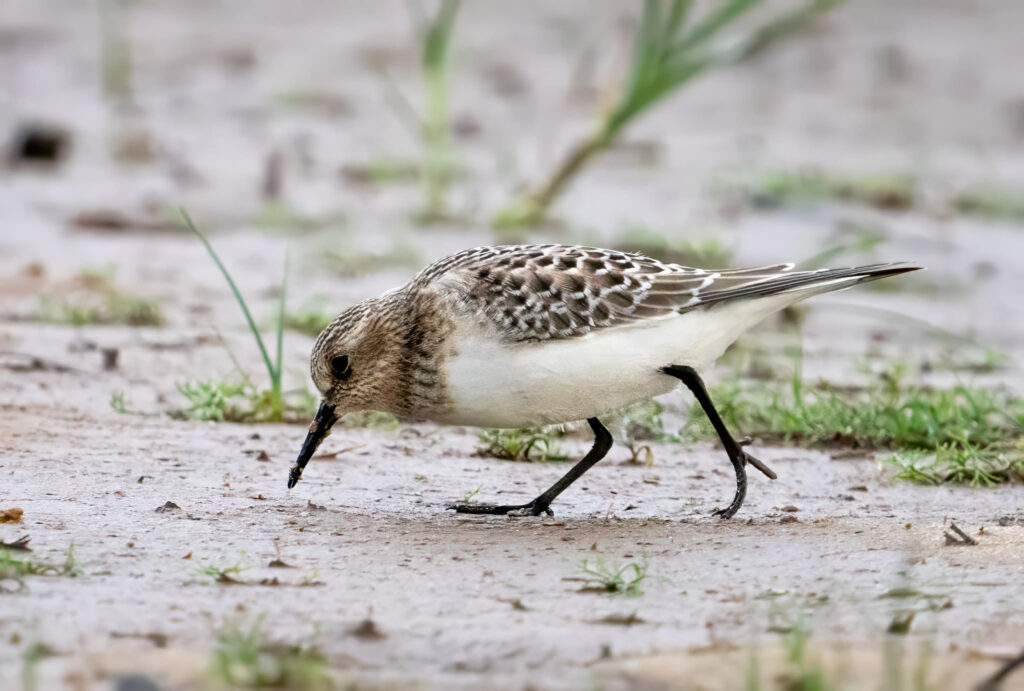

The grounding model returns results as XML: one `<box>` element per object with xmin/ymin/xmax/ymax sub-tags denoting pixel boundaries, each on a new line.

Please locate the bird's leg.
<box><xmin>448</xmin><ymin>418</ymin><xmax>613</xmax><ymax>517</ymax></box>
<box><xmin>661</xmin><ymin>365</ymin><xmax>777</xmax><ymax>519</ymax></box>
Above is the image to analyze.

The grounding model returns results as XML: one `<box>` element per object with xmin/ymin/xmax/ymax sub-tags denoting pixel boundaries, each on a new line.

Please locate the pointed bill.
<box><xmin>287</xmin><ymin>401</ymin><xmax>339</xmax><ymax>488</ymax></box>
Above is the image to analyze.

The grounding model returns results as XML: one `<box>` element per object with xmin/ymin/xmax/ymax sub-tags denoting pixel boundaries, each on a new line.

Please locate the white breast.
<box><xmin>435</xmin><ymin>293</ymin><xmax>797</xmax><ymax>428</ymax></box>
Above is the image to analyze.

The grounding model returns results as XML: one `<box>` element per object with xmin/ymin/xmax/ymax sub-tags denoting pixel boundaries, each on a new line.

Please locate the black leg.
<box><xmin>662</xmin><ymin>365</ymin><xmax>777</xmax><ymax>519</ymax></box>
<box><xmin>449</xmin><ymin>418</ymin><xmax>613</xmax><ymax>517</ymax></box>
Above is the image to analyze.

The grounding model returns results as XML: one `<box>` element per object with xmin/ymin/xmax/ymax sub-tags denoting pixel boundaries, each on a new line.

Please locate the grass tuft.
<box><xmin>578</xmin><ymin>558</ymin><xmax>648</xmax><ymax>597</ymax></box>
<box><xmin>684</xmin><ymin>365</ymin><xmax>1024</xmax><ymax>486</ymax></box>
<box><xmin>209</xmin><ymin>617</ymin><xmax>330</xmax><ymax>689</ymax></box>
<box><xmin>176</xmin><ymin>381</ymin><xmax>248</xmax><ymax>422</ymax></box>
<box><xmin>477</xmin><ymin>428</ymin><xmax>569</xmax><ymax>462</ymax></box>
<box><xmin>0</xmin><ymin>545</ymin><xmax>79</xmax><ymax>592</ymax></box>
<box><xmin>889</xmin><ymin>441</ymin><xmax>1024</xmax><ymax>488</ymax></box>
<box><xmin>174</xmin><ymin>379</ymin><xmax>316</xmax><ymax>424</ymax></box>
<box><xmin>197</xmin><ymin>559</ymin><xmax>249</xmax><ymax>585</ymax></box>
<box><xmin>38</xmin><ymin>267</ymin><xmax>164</xmax><ymax>327</ymax></box>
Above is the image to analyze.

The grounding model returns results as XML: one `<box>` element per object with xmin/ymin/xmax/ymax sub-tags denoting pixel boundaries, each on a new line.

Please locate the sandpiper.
<box><xmin>288</xmin><ymin>245</ymin><xmax>919</xmax><ymax>518</ymax></box>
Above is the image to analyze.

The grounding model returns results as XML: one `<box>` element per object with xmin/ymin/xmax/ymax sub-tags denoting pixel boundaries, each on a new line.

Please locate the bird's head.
<box><xmin>288</xmin><ymin>295</ymin><xmax>406</xmax><ymax>488</ymax></box>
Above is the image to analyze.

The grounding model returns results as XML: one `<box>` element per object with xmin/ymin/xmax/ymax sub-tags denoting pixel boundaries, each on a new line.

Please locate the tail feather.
<box><xmin>672</xmin><ymin>262</ymin><xmax>922</xmax><ymax>369</ymax></box>
<box><xmin>683</xmin><ymin>263</ymin><xmax>921</xmax><ymax>312</ymax></box>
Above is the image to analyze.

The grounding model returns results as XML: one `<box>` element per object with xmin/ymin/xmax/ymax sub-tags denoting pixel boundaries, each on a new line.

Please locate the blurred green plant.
<box><xmin>98</xmin><ymin>0</ymin><xmax>132</xmax><ymax>98</ymax></box>
<box><xmin>209</xmin><ymin>617</ymin><xmax>330</xmax><ymax>690</ymax></box>
<box><xmin>419</xmin><ymin>0</ymin><xmax>461</xmax><ymax>221</ymax></box>
<box><xmin>0</xmin><ymin>545</ymin><xmax>79</xmax><ymax>593</ymax></box>
<box><xmin>197</xmin><ymin>558</ymin><xmax>249</xmax><ymax>585</ymax></box>
<box><xmin>618</xmin><ymin>227</ymin><xmax>734</xmax><ymax>267</ymax></box>
<box><xmin>340</xmin><ymin>157</ymin><xmax>420</xmax><ymax>186</ymax></box>
<box><xmin>38</xmin><ymin>267</ymin><xmax>164</xmax><ymax>327</ymax></box>
<box><xmin>731</xmin><ymin>169</ymin><xmax>1024</xmax><ymax>224</ymax></box>
<box><xmin>494</xmin><ymin>0</ymin><xmax>845</xmax><ymax>229</ymax></box>
<box><xmin>377</xmin><ymin>1</ymin><xmax>462</xmax><ymax>221</ymax></box>
<box><xmin>109</xmin><ymin>390</ymin><xmax>128</xmax><ymax>414</ymax></box>
<box><xmin>578</xmin><ymin>558</ymin><xmax>648</xmax><ymax>597</ymax></box>
<box><xmin>319</xmin><ymin>234</ymin><xmax>424</xmax><ymax>277</ymax></box>
<box><xmin>283</xmin><ymin>307</ymin><xmax>334</xmax><ymax>337</ymax></box>
<box><xmin>747</xmin><ymin>169</ymin><xmax>917</xmax><ymax>210</ymax></box>
<box><xmin>252</xmin><ymin>202</ymin><xmax>346</xmax><ymax>233</ymax></box>
<box><xmin>953</xmin><ymin>184</ymin><xmax>1024</xmax><ymax>222</ymax></box>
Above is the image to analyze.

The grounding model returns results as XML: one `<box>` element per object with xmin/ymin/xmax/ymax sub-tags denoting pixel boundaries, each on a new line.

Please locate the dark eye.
<box><xmin>330</xmin><ymin>355</ymin><xmax>352</xmax><ymax>381</ymax></box>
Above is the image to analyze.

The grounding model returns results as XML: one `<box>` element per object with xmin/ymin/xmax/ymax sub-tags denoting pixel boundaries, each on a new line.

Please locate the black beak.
<box><xmin>287</xmin><ymin>401</ymin><xmax>339</xmax><ymax>488</ymax></box>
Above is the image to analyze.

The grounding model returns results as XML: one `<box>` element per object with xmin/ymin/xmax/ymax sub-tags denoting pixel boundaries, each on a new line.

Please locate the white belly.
<box><xmin>435</xmin><ymin>295</ymin><xmax>794</xmax><ymax>428</ymax></box>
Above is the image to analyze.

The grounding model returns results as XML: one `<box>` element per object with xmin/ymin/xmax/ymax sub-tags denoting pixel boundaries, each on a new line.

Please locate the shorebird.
<box><xmin>288</xmin><ymin>245</ymin><xmax>919</xmax><ymax>518</ymax></box>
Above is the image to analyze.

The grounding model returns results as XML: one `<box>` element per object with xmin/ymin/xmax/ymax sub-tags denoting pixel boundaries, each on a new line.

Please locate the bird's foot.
<box><xmin>712</xmin><ymin>447</ymin><xmax>774</xmax><ymax>520</ymax></box>
<box><xmin>447</xmin><ymin>498</ymin><xmax>553</xmax><ymax>517</ymax></box>
<box><xmin>712</xmin><ymin>488</ymin><xmax>745</xmax><ymax>520</ymax></box>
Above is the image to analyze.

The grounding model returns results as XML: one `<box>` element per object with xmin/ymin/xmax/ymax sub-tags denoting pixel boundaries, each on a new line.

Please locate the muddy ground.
<box><xmin>2</xmin><ymin>0</ymin><xmax>1024</xmax><ymax>689</ymax></box>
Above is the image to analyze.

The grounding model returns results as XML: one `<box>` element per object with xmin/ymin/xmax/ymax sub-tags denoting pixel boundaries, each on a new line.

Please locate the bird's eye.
<box><xmin>330</xmin><ymin>355</ymin><xmax>352</xmax><ymax>381</ymax></box>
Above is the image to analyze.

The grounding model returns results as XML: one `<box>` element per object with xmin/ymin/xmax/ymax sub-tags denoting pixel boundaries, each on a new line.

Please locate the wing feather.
<box><xmin>415</xmin><ymin>245</ymin><xmax>915</xmax><ymax>343</ymax></box>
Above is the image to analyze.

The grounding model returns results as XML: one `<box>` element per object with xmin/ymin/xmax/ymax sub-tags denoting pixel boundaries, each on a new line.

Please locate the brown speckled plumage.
<box><xmin>414</xmin><ymin>244</ymin><xmax>911</xmax><ymax>343</ymax></box>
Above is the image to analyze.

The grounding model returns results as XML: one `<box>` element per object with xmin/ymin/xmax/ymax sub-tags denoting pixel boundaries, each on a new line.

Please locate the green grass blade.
<box><xmin>422</xmin><ymin>0</ymin><xmax>459</xmax><ymax>71</ymax></box>
<box><xmin>178</xmin><ymin>209</ymin><xmax>277</xmax><ymax>386</ymax></box>
<box><xmin>706</xmin><ymin>0</ymin><xmax>847</xmax><ymax>65</ymax></box>
<box><xmin>274</xmin><ymin>250</ymin><xmax>288</xmax><ymax>404</ymax></box>
<box><xmin>673</xmin><ymin>0</ymin><xmax>759</xmax><ymax>55</ymax></box>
